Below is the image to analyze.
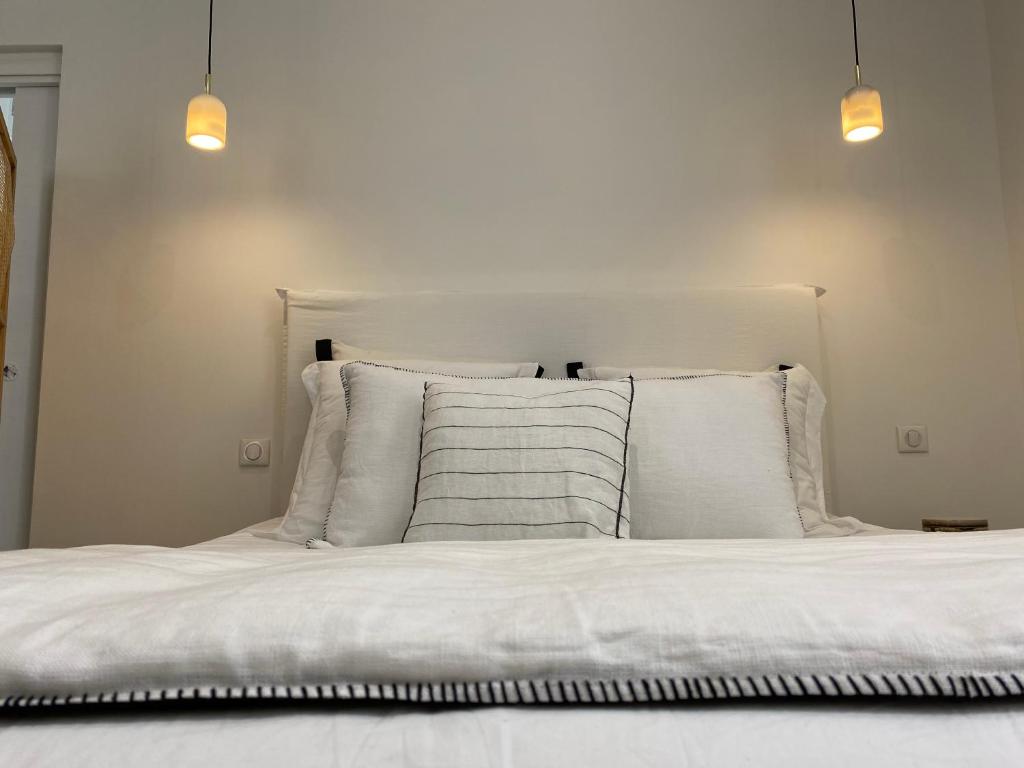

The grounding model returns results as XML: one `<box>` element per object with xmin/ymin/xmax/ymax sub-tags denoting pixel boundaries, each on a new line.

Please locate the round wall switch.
<box><xmin>239</xmin><ymin>438</ymin><xmax>271</xmax><ymax>466</ymax></box>
<box><xmin>897</xmin><ymin>425</ymin><xmax>929</xmax><ymax>454</ymax></box>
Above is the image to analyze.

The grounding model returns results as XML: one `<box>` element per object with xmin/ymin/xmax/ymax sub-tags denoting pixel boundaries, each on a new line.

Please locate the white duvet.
<box><xmin>1</xmin><ymin>530</ymin><xmax>1022</xmax><ymax>709</ymax></box>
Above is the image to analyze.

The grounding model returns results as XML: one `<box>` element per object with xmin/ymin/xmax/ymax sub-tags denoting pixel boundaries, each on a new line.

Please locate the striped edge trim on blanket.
<box><xmin>2</xmin><ymin>672</ymin><xmax>1022</xmax><ymax>711</ymax></box>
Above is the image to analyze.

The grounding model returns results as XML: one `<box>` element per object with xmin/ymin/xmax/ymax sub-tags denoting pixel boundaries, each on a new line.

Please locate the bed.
<box><xmin>1</xmin><ymin>287</ymin><xmax>1021</xmax><ymax>767</ymax></box>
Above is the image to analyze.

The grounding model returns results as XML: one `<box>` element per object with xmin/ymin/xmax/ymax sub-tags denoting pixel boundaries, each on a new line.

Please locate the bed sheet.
<box><xmin>2</xmin><ymin>702</ymin><xmax>1022</xmax><ymax>767</ymax></box>
<box><xmin>188</xmin><ymin>517</ymin><xmax>299</xmax><ymax>551</ymax></box>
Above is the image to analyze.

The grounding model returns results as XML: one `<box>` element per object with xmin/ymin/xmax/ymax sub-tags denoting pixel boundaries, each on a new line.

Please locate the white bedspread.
<box><xmin>1</xmin><ymin>529</ymin><xmax>1022</xmax><ymax>708</ymax></box>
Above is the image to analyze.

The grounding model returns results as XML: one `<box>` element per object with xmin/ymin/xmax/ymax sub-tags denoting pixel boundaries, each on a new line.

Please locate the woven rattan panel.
<box><xmin>0</xmin><ymin>114</ymin><xmax>15</xmax><ymax>417</ymax></box>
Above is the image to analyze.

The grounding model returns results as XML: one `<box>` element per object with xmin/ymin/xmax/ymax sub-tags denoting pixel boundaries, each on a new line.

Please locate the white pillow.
<box><xmin>328</xmin><ymin>362</ymin><xmax>550</xmax><ymax>547</ymax></box>
<box><xmin>580</xmin><ymin>365</ymin><xmax>826</xmax><ymax>536</ymax></box>
<box><xmin>403</xmin><ymin>377</ymin><xmax>634</xmax><ymax>543</ymax></box>
<box><xmin>272</xmin><ymin>350</ymin><xmax>539</xmax><ymax>544</ymax></box>
<box><xmin>580</xmin><ymin>367</ymin><xmax>802</xmax><ymax>539</ymax></box>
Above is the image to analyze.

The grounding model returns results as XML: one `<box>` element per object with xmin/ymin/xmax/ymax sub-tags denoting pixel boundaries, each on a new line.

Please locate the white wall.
<box><xmin>1</xmin><ymin>0</ymin><xmax>1022</xmax><ymax>546</ymax></box>
<box><xmin>985</xmin><ymin>0</ymin><xmax>1024</xmax><ymax>373</ymax></box>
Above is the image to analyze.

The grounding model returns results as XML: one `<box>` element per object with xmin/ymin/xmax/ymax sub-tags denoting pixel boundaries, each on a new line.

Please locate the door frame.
<box><xmin>0</xmin><ymin>48</ymin><xmax>61</xmax><ymax>551</ymax></box>
<box><xmin>0</xmin><ymin>47</ymin><xmax>61</xmax><ymax>87</ymax></box>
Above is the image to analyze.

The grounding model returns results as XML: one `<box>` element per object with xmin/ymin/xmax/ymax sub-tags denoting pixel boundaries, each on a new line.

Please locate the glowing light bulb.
<box><xmin>841</xmin><ymin>83</ymin><xmax>883</xmax><ymax>143</ymax></box>
<box><xmin>186</xmin><ymin>75</ymin><xmax>226</xmax><ymax>151</ymax></box>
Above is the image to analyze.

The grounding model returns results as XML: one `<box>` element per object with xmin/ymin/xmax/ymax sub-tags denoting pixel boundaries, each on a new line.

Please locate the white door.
<box><xmin>0</xmin><ymin>85</ymin><xmax>60</xmax><ymax>550</ymax></box>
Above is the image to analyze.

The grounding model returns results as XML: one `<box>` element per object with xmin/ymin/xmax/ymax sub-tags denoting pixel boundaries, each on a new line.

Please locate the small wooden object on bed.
<box><xmin>0</xmin><ymin>109</ymin><xmax>15</xmax><ymax>420</ymax></box>
<box><xmin>921</xmin><ymin>518</ymin><xmax>989</xmax><ymax>533</ymax></box>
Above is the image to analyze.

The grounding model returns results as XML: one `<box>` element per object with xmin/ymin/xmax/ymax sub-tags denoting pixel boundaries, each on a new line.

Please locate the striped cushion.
<box><xmin>403</xmin><ymin>378</ymin><xmax>634</xmax><ymax>542</ymax></box>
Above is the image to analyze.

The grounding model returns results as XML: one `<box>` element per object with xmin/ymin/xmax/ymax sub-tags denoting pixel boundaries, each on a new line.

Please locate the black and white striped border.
<box><xmin>3</xmin><ymin>672</ymin><xmax>1022</xmax><ymax>711</ymax></box>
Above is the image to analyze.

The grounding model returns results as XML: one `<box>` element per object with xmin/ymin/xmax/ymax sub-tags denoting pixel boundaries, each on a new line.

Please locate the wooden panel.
<box><xmin>0</xmin><ymin>110</ymin><xmax>16</xmax><ymax>420</ymax></box>
<box><xmin>921</xmin><ymin>518</ymin><xmax>990</xmax><ymax>533</ymax></box>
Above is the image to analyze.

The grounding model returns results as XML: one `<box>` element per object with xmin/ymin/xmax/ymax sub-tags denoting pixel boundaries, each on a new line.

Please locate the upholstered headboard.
<box><xmin>272</xmin><ymin>286</ymin><xmax>827</xmax><ymax>515</ymax></box>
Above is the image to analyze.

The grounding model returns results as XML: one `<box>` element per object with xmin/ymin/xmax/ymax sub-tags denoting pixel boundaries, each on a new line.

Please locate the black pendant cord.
<box><xmin>207</xmin><ymin>0</ymin><xmax>214</xmax><ymax>77</ymax></box>
<box><xmin>851</xmin><ymin>0</ymin><xmax>860</xmax><ymax>69</ymax></box>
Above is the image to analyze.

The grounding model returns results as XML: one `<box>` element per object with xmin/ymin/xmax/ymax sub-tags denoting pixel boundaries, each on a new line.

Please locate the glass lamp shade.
<box><xmin>186</xmin><ymin>92</ymin><xmax>227</xmax><ymax>151</ymax></box>
<box><xmin>841</xmin><ymin>84</ymin><xmax>884</xmax><ymax>142</ymax></box>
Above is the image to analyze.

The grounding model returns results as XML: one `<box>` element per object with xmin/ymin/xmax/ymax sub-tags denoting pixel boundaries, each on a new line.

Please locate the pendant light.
<box><xmin>840</xmin><ymin>0</ymin><xmax>883</xmax><ymax>143</ymax></box>
<box><xmin>186</xmin><ymin>0</ymin><xmax>227</xmax><ymax>151</ymax></box>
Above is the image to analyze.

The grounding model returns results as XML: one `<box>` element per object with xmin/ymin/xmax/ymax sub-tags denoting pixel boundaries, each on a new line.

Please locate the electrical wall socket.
<box><xmin>897</xmin><ymin>425</ymin><xmax>928</xmax><ymax>454</ymax></box>
<box><xmin>239</xmin><ymin>438</ymin><xmax>271</xmax><ymax>466</ymax></box>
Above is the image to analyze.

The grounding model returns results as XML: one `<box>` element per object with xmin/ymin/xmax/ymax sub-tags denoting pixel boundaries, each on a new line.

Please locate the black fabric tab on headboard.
<box><xmin>566</xmin><ymin>362</ymin><xmax>584</xmax><ymax>379</ymax></box>
<box><xmin>778</xmin><ymin>364</ymin><xmax>794</xmax><ymax>371</ymax></box>
<box><xmin>535</xmin><ymin>365</ymin><xmax>545</xmax><ymax>378</ymax></box>
<box><xmin>315</xmin><ymin>339</ymin><xmax>333</xmax><ymax>362</ymax></box>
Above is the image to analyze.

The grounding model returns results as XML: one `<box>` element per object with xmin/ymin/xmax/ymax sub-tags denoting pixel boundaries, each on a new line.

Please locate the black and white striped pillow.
<box><xmin>402</xmin><ymin>378</ymin><xmax>634</xmax><ymax>542</ymax></box>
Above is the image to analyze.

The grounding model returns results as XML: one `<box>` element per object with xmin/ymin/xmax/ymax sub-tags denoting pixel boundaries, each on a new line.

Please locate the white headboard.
<box><xmin>273</xmin><ymin>286</ymin><xmax>827</xmax><ymax>514</ymax></box>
